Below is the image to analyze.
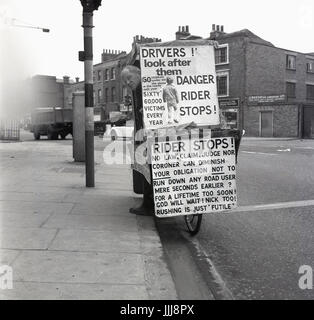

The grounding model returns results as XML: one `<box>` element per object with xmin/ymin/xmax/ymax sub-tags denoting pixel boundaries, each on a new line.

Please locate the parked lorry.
<box><xmin>30</xmin><ymin>108</ymin><xmax>128</xmax><ymax>140</ymax></box>
<box><xmin>30</xmin><ymin>107</ymin><xmax>72</xmax><ymax>140</ymax></box>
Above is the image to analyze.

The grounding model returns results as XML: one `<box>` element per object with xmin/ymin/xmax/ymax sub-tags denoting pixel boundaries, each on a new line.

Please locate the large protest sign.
<box><xmin>151</xmin><ymin>136</ymin><xmax>237</xmax><ymax>218</ymax></box>
<box><xmin>140</xmin><ymin>45</ymin><xmax>219</xmax><ymax>129</ymax></box>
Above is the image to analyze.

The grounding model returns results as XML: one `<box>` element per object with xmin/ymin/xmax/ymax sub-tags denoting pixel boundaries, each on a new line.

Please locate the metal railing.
<box><xmin>0</xmin><ymin>119</ymin><xmax>20</xmax><ymax>141</ymax></box>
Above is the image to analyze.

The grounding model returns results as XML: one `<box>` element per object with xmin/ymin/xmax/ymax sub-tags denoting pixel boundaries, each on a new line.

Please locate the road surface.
<box><xmin>170</xmin><ymin>138</ymin><xmax>314</xmax><ymax>299</ymax></box>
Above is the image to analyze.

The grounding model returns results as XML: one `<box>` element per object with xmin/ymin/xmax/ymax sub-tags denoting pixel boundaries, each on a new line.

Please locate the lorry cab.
<box><xmin>30</xmin><ymin>107</ymin><xmax>73</xmax><ymax>140</ymax></box>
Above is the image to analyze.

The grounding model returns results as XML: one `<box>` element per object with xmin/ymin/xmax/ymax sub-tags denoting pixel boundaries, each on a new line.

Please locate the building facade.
<box><xmin>206</xmin><ymin>25</ymin><xmax>314</xmax><ymax>138</ymax></box>
<box><xmin>175</xmin><ymin>24</ymin><xmax>314</xmax><ymax>137</ymax></box>
<box><xmin>95</xmin><ymin>49</ymin><xmax>127</xmax><ymax>120</ymax></box>
<box><xmin>31</xmin><ymin>26</ymin><xmax>314</xmax><ymax>137</ymax></box>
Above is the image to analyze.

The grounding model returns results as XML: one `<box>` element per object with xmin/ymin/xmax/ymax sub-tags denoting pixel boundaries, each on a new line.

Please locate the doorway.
<box><xmin>303</xmin><ymin>106</ymin><xmax>314</xmax><ymax>138</ymax></box>
<box><xmin>260</xmin><ymin>111</ymin><xmax>273</xmax><ymax>137</ymax></box>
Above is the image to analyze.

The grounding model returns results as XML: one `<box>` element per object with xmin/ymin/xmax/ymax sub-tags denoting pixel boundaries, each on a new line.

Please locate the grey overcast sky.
<box><xmin>1</xmin><ymin>0</ymin><xmax>314</xmax><ymax>83</ymax></box>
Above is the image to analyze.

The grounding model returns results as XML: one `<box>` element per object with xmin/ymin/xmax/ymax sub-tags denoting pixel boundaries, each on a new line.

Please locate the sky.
<box><xmin>0</xmin><ymin>0</ymin><xmax>314</xmax><ymax>117</ymax></box>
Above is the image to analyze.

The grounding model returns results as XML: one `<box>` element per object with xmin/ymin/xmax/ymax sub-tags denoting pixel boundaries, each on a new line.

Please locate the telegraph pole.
<box><xmin>79</xmin><ymin>0</ymin><xmax>102</xmax><ymax>187</ymax></box>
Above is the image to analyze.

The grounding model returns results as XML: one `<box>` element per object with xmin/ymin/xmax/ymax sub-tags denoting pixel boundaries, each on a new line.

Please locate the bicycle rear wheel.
<box><xmin>184</xmin><ymin>214</ymin><xmax>203</xmax><ymax>236</ymax></box>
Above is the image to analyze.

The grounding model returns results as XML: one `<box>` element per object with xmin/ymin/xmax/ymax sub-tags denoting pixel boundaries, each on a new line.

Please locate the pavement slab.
<box><xmin>0</xmin><ymin>282</ymin><xmax>149</xmax><ymax>300</ymax></box>
<box><xmin>0</xmin><ymin>249</ymin><xmax>21</xmax><ymax>265</ymax></box>
<box><xmin>0</xmin><ymin>191</ymin><xmax>68</xmax><ymax>202</ymax></box>
<box><xmin>49</xmin><ymin>229</ymin><xmax>141</xmax><ymax>253</ymax></box>
<box><xmin>0</xmin><ymin>212</ymin><xmax>51</xmax><ymax>228</ymax></box>
<box><xmin>0</xmin><ymin>227</ymin><xmax>58</xmax><ymax>250</ymax></box>
<box><xmin>0</xmin><ymin>137</ymin><xmax>177</xmax><ymax>300</ymax></box>
<box><xmin>42</xmin><ymin>214</ymin><xmax>139</xmax><ymax>233</ymax></box>
<box><xmin>0</xmin><ymin>200</ymin><xmax>74</xmax><ymax>215</ymax></box>
<box><xmin>12</xmin><ymin>250</ymin><xmax>145</xmax><ymax>284</ymax></box>
<box><xmin>69</xmin><ymin>197</ymin><xmax>137</xmax><ymax>215</ymax></box>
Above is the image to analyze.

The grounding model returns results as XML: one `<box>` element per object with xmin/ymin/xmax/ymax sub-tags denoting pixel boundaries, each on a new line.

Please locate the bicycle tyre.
<box><xmin>184</xmin><ymin>214</ymin><xmax>203</xmax><ymax>236</ymax></box>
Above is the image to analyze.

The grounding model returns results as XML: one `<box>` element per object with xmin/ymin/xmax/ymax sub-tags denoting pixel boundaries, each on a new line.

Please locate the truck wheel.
<box><xmin>47</xmin><ymin>131</ymin><xmax>53</xmax><ymax>140</ymax></box>
<box><xmin>34</xmin><ymin>132</ymin><xmax>40</xmax><ymax>140</ymax></box>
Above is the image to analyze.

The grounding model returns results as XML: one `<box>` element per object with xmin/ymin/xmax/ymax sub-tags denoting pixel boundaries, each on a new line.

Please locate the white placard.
<box><xmin>151</xmin><ymin>137</ymin><xmax>237</xmax><ymax>217</ymax></box>
<box><xmin>140</xmin><ymin>45</ymin><xmax>219</xmax><ymax>129</ymax></box>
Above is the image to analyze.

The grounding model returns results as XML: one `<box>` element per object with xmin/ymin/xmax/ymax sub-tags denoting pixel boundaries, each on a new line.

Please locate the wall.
<box><xmin>245</xmin><ymin>104</ymin><xmax>299</xmax><ymax>137</ymax></box>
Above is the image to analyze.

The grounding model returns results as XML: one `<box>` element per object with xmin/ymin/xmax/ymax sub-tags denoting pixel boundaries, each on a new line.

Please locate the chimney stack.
<box><xmin>63</xmin><ymin>75</ymin><xmax>69</xmax><ymax>84</ymax></box>
<box><xmin>175</xmin><ymin>25</ymin><xmax>191</xmax><ymax>40</ymax></box>
<box><xmin>75</xmin><ymin>77</ymin><xmax>79</xmax><ymax>83</ymax></box>
<box><xmin>209</xmin><ymin>24</ymin><xmax>226</xmax><ymax>39</ymax></box>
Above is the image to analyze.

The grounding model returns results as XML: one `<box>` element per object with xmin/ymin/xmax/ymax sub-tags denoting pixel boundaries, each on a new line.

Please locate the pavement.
<box><xmin>0</xmin><ymin>131</ymin><xmax>178</xmax><ymax>300</ymax></box>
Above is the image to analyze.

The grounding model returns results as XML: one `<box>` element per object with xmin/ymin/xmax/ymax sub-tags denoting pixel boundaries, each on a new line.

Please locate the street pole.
<box><xmin>79</xmin><ymin>0</ymin><xmax>101</xmax><ymax>187</ymax></box>
<box><xmin>82</xmin><ymin>10</ymin><xmax>94</xmax><ymax>187</ymax></box>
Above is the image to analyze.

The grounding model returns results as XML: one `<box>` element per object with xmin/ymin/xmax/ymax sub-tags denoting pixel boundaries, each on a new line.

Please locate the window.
<box><xmin>221</xmin><ymin>109</ymin><xmax>238</xmax><ymax>129</ymax></box>
<box><xmin>306</xmin><ymin>84</ymin><xmax>314</xmax><ymax>100</ymax></box>
<box><xmin>286</xmin><ymin>82</ymin><xmax>296</xmax><ymax>98</ymax></box>
<box><xmin>111</xmin><ymin>68</ymin><xmax>116</xmax><ymax>80</ymax></box>
<box><xmin>111</xmin><ymin>87</ymin><xmax>116</xmax><ymax>102</ymax></box>
<box><xmin>286</xmin><ymin>55</ymin><xmax>296</xmax><ymax>70</ymax></box>
<box><xmin>105</xmin><ymin>88</ymin><xmax>109</xmax><ymax>102</ymax></box>
<box><xmin>216</xmin><ymin>72</ymin><xmax>229</xmax><ymax>97</ymax></box>
<box><xmin>307</xmin><ymin>61</ymin><xmax>314</xmax><ymax>73</ymax></box>
<box><xmin>97</xmin><ymin>89</ymin><xmax>102</xmax><ymax>103</ymax></box>
<box><xmin>93</xmin><ymin>72</ymin><xmax>96</xmax><ymax>82</ymax></box>
<box><xmin>97</xmin><ymin>70</ymin><xmax>101</xmax><ymax>81</ymax></box>
<box><xmin>215</xmin><ymin>45</ymin><xmax>228</xmax><ymax>64</ymax></box>
<box><xmin>104</xmin><ymin>69</ymin><xmax>110</xmax><ymax>81</ymax></box>
<box><xmin>93</xmin><ymin>90</ymin><xmax>95</xmax><ymax>106</ymax></box>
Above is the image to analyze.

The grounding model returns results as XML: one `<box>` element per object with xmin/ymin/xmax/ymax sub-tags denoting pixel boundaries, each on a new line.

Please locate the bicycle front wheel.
<box><xmin>184</xmin><ymin>214</ymin><xmax>203</xmax><ymax>236</ymax></box>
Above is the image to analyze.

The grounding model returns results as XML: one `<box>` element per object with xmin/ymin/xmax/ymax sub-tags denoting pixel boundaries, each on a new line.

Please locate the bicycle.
<box><xmin>181</xmin><ymin>129</ymin><xmax>244</xmax><ymax>236</ymax></box>
<box><xmin>184</xmin><ymin>214</ymin><xmax>203</xmax><ymax>236</ymax></box>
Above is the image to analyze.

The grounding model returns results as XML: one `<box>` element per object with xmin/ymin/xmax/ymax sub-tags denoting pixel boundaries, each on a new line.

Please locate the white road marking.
<box><xmin>295</xmin><ymin>147</ymin><xmax>314</xmax><ymax>150</ymax></box>
<box><xmin>234</xmin><ymin>199</ymin><xmax>314</xmax><ymax>212</ymax></box>
<box><xmin>241</xmin><ymin>151</ymin><xmax>278</xmax><ymax>156</ymax></box>
<box><xmin>181</xmin><ymin>198</ymin><xmax>314</xmax><ymax>299</ymax></box>
<box><xmin>277</xmin><ymin>148</ymin><xmax>291</xmax><ymax>152</ymax></box>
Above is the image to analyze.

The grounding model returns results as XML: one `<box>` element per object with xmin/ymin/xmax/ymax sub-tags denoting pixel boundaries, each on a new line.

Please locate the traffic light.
<box><xmin>80</xmin><ymin>0</ymin><xmax>102</xmax><ymax>12</ymax></box>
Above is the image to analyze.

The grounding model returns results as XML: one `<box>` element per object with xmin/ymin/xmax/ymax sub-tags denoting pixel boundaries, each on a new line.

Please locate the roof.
<box><xmin>207</xmin><ymin>29</ymin><xmax>275</xmax><ymax>47</ymax></box>
<box><xmin>180</xmin><ymin>35</ymin><xmax>203</xmax><ymax>40</ymax></box>
<box><xmin>94</xmin><ymin>52</ymin><xmax>128</xmax><ymax>67</ymax></box>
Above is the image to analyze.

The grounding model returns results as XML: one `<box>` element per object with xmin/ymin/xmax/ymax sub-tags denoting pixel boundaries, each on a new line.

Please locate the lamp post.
<box><xmin>78</xmin><ymin>0</ymin><xmax>102</xmax><ymax>187</ymax></box>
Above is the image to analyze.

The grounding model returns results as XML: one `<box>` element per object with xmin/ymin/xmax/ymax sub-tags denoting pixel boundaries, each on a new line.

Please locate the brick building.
<box><xmin>206</xmin><ymin>25</ymin><xmax>314</xmax><ymax>138</ymax></box>
<box><xmin>64</xmin><ymin>76</ymin><xmax>84</xmax><ymax>109</ymax></box>
<box><xmin>95</xmin><ymin>49</ymin><xmax>128</xmax><ymax>120</ymax></box>
<box><xmin>46</xmin><ymin>36</ymin><xmax>161</xmax><ymax>122</ymax></box>
<box><xmin>33</xmin><ymin>26</ymin><xmax>314</xmax><ymax>137</ymax></box>
<box><xmin>88</xmin><ymin>36</ymin><xmax>162</xmax><ymax>121</ymax></box>
<box><xmin>174</xmin><ymin>24</ymin><xmax>314</xmax><ymax>137</ymax></box>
